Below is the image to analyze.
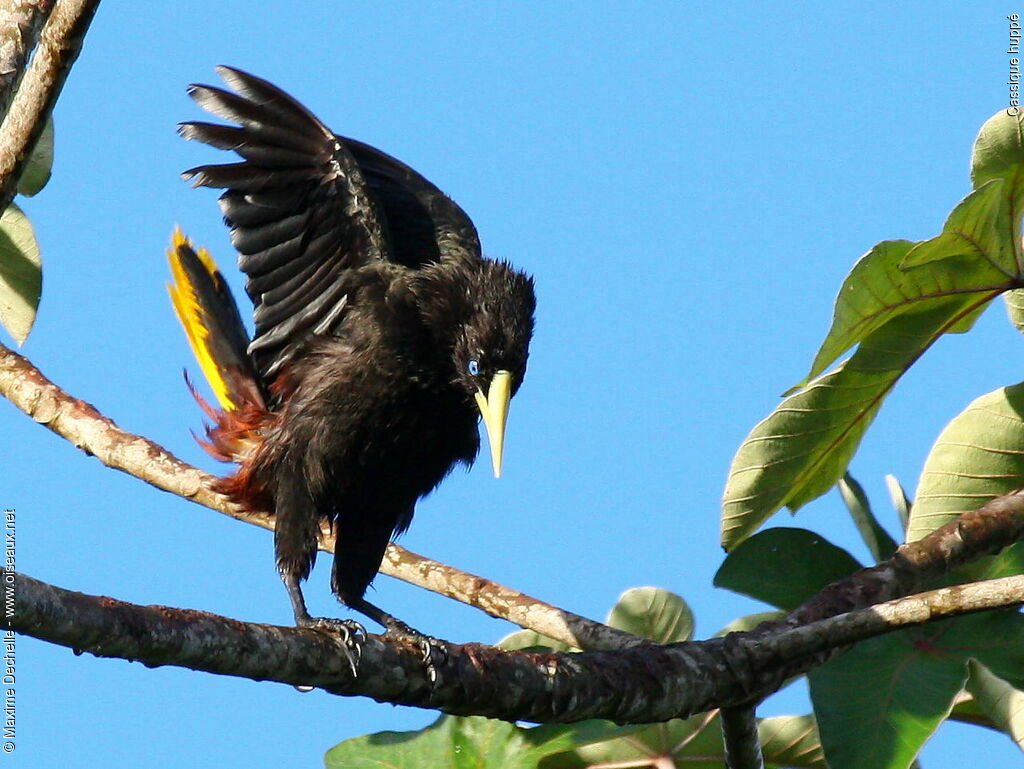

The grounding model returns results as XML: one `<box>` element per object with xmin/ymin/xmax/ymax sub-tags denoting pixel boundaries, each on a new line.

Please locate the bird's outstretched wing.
<box><xmin>181</xmin><ymin>66</ymin><xmax>481</xmax><ymax>381</ymax></box>
<box><xmin>342</xmin><ymin>136</ymin><xmax>480</xmax><ymax>270</ymax></box>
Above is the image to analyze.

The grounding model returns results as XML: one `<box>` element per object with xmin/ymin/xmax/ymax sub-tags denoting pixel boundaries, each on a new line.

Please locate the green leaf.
<box><xmin>714</xmin><ymin>528</ymin><xmax>861</xmax><ymax>610</ymax></box>
<box><xmin>498</xmin><ymin>588</ymin><xmax>692</xmax><ymax>650</ymax></box>
<box><xmin>722</xmin><ymin>297</ymin><xmax>991</xmax><ymax>547</ymax></box>
<box><xmin>17</xmin><ymin>117</ymin><xmax>53</xmax><ymax>197</ymax></box>
<box><xmin>0</xmin><ymin>203</ymin><xmax>42</xmax><ymax>344</ymax></box>
<box><xmin>949</xmin><ymin>690</ymin><xmax>998</xmax><ymax>730</ymax></box>
<box><xmin>724</xmin><ymin>110</ymin><xmax>1024</xmax><ymax>548</ymax></box>
<box><xmin>885</xmin><ymin>474</ymin><xmax>912</xmax><ymax>534</ymax></box>
<box><xmin>714</xmin><ymin>610</ymin><xmax>785</xmax><ymax>637</ymax></box>
<box><xmin>901</xmin><ymin>179</ymin><xmax>1007</xmax><ymax>270</ymax></box>
<box><xmin>566</xmin><ymin>713</ymin><xmax>724</xmax><ymax>769</ymax></box>
<box><xmin>957</xmin><ymin>610</ymin><xmax>1024</xmax><ymax>690</ymax></box>
<box><xmin>803</xmin><ymin>231</ymin><xmax>1010</xmax><ymax>387</ymax></box>
<box><xmin>973</xmin><ymin>108</ymin><xmax>1024</xmax><ymax>191</ymax></box>
<box><xmin>966</xmin><ymin>660</ymin><xmax>1024</xmax><ymax>751</ymax></box>
<box><xmin>907</xmin><ymin>383</ymin><xmax>1024</xmax><ymax>580</ymax></box>
<box><xmin>910</xmin><ymin>383</ymin><xmax>1024</xmax><ymax>540</ymax></box>
<box><xmin>759</xmin><ymin>714</ymin><xmax>828</xmax><ymax>769</ymax></box>
<box><xmin>838</xmin><ymin>473</ymin><xmax>899</xmax><ymax>562</ymax></box>
<box><xmin>565</xmin><ymin>711</ymin><xmax>826</xmax><ymax>769</ymax></box>
<box><xmin>809</xmin><ymin>628</ymin><xmax>968</xmax><ymax>769</ymax></box>
<box><xmin>811</xmin><ymin>609</ymin><xmax>1024</xmax><ymax>769</ymax></box>
<box><xmin>971</xmin><ymin>109</ymin><xmax>1024</xmax><ymax>275</ymax></box>
<box><xmin>1005</xmin><ymin>289</ymin><xmax>1024</xmax><ymax>335</ymax></box>
<box><xmin>324</xmin><ymin>715</ymin><xmax>631</xmax><ymax>769</ymax></box>
<box><xmin>605</xmin><ymin>587</ymin><xmax>693</xmax><ymax>643</ymax></box>
<box><xmin>496</xmin><ymin>629</ymin><xmax>574</xmax><ymax>653</ymax></box>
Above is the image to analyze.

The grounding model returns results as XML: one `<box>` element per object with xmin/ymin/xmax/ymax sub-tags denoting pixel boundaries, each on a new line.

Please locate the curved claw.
<box><xmin>382</xmin><ymin>621</ymin><xmax>448</xmax><ymax>683</ymax></box>
<box><xmin>299</xmin><ymin>616</ymin><xmax>365</xmax><ymax>676</ymax></box>
<box><xmin>419</xmin><ymin>636</ymin><xmax>449</xmax><ymax>684</ymax></box>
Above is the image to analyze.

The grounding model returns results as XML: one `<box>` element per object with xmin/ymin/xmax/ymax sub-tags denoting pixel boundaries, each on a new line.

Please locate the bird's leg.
<box><xmin>283</xmin><ymin>571</ymin><xmax>365</xmax><ymax>635</ymax></box>
<box><xmin>345</xmin><ymin>595</ymin><xmax>448</xmax><ymax>677</ymax></box>
<box><xmin>343</xmin><ymin>594</ymin><xmax>419</xmax><ymax>636</ymax></box>
<box><xmin>282</xmin><ymin>572</ymin><xmax>364</xmax><ymax>674</ymax></box>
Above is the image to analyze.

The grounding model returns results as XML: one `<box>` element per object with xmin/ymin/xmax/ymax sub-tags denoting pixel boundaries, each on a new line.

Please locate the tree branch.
<box><xmin>10</xmin><ymin>568</ymin><xmax>1024</xmax><ymax>723</ymax></box>
<box><xmin>0</xmin><ymin>0</ymin><xmax>52</xmax><ymax>119</ymax></box>
<box><xmin>786</xmin><ymin>489</ymin><xmax>1024</xmax><ymax>628</ymax></box>
<box><xmin>0</xmin><ymin>340</ymin><xmax>640</xmax><ymax>651</ymax></box>
<box><xmin>7</xmin><ymin>331</ymin><xmax>1024</xmax><ymax>717</ymax></box>
<box><xmin>721</xmin><ymin>706</ymin><xmax>763</xmax><ymax>769</ymax></box>
<box><xmin>0</xmin><ymin>0</ymin><xmax>98</xmax><ymax>211</ymax></box>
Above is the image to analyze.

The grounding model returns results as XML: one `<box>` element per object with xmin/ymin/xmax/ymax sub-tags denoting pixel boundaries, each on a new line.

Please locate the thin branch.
<box><xmin>735</xmin><ymin>489</ymin><xmax>1024</xmax><ymax>687</ymax></box>
<box><xmin>786</xmin><ymin>488</ymin><xmax>1024</xmax><ymax>628</ymax></box>
<box><xmin>0</xmin><ymin>340</ymin><xmax>640</xmax><ymax>651</ymax></box>
<box><xmin>0</xmin><ymin>0</ymin><xmax>98</xmax><ymax>211</ymax></box>
<box><xmin>10</xmin><ymin>569</ymin><xmax>1024</xmax><ymax>723</ymax></box>
<box><xmin>721</xmin><ymin>706</ymin><xmax>763</xmax><ymax>769</ymax></box>
<box><xmin>0</xmin><ymin>0</ymin><xmax>52</xmax><ymax>118</ymax></box>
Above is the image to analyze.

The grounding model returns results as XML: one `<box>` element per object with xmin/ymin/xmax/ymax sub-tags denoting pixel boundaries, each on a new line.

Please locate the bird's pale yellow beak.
<box><xmin>475</xmin><ymin>370</ymin><xmax>512</xmax><ymax>478</ymax></box>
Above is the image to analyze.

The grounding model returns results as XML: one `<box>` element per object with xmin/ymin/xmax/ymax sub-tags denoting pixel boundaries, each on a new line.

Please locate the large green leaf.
<box><xmin>723</xmin><ymin>110</ymin><xmax>1024</xmax><ymax>548</ymax></box>
<box><xmin>806</xmin><ymin>216</ymin><xmax>1010</xmax><ymax>385</ymax></box>
<box><xmin>0</xmin><ymin>203</ymin><xmax>42</xmax><ymax>344</ymax></box>
<box><xmin>324</xmin><ymin>715</ymin><xmax>631</xmax><ymax>769</ymax></box>
<box><xmin>714</xmin><ymin>527</ymin><xmax>861</xmax><ymax>610</ymax></box>
<box><xmin>331</xmin><ymin>713</ymin><xmax>823</xmax><ymax>769</ymax></box>
<box><xmin>17</xmin><ymin>117</ymin><xmax>53</xmax><ymax>197</ymax></box>
<box><xmin>908</xmin><ymin>383</ymin><xmax>1024</xmax><ymax>579</ymax></box>
<box><xmin>810</xmin><ymin>609</ymin><xmax>1024</xmax><ymax>769</ymax></box>
<box><xmin>722</xmin><ymin>296</ymin><xmax>993</xmax><ymax>547</ymax></box>
<box><xmin>949</xmin><ymin>690</ymin><xmax>997</xmax><ymax>730</ymax></box>
<box><xmin>909</xmin><ymin>383</ymin><xmax>1024</xmax><ymax>539</ymax></box>
<box><xmin>805</xmin><ymin>144</ymin><xmax>1023</xmax><ymax>388</ymax></box>
<box><xmin>957</xmin><ymin>610</ymin><xmax>1024</xmax><ymax>690</ymax></box>
<box><xmin>966</xmin><ymin>660</ymin><xmax>1024</xmax><ymax>752</ymax></box>
<box><xmin>564</xmin><ymin>712</ymin><xmax>825</xmax><ymax>769</ymax></box>
<box><xmin>810</xmin><ymin>629</ymin><xmax>967</xmax><ymax>769</ymax></box>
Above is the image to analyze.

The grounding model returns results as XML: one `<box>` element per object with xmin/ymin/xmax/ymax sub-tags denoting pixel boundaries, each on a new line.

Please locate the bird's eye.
<box><xmin>468</xmin><ymin>359</ymin><xmax>480</xmax><ymax>376</ymax></box>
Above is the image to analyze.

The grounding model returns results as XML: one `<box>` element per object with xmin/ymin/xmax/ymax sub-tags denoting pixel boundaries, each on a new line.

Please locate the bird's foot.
<box><xmin>384</xmin><ymin>619</ymin><xmax>448</xmax><ymax>683</ymax></box>
<box><xmin>296</xmin><ymin>615</ymin><xmax>365</xmax><ymax>676</ymax></box>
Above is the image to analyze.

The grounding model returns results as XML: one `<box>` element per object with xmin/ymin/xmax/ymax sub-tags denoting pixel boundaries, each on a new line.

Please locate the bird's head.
<box><xmin>412</xmin><ymin>258</ymin><xmax>536</xmax><ymax>477</ymax></box>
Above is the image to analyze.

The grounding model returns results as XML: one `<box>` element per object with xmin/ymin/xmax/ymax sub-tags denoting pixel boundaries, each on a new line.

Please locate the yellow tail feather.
<box><xmin>167</xmin><ymin>227</ymin><xmax>237</xmax><ymax>412</ymax></box>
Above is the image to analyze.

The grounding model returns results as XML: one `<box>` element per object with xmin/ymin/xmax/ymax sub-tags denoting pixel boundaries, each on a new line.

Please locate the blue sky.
<box><xmin>5</xmin><ymin>2</ymin><xmax>1024</xmax><ymax>767</ymax></box>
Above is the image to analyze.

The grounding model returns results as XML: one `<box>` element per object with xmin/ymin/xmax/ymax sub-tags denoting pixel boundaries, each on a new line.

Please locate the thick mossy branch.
<box><xmin>10</xmin><ymin>569</ymin><xmax>1024</xmax><ymax>722</ymax></box>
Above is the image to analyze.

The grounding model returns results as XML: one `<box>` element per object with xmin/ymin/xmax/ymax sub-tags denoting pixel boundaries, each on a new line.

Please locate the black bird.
<box><xmin>168</xmin><ymin>66</ymin><xmax>536</xmax><ymax>639</ymax></box>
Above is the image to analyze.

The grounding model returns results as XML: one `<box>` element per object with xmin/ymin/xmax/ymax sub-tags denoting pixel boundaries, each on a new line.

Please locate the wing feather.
<box><xmin>182</xmin><ymin>68</ymin><xmax>386</xmax><ymax>378</ymax></box>
<box><xmin>181</xmin><ymin>65</ymin><xmax>484</xmax><ymax>384</ymax></box>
